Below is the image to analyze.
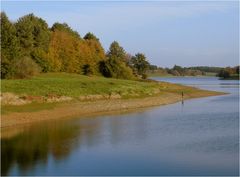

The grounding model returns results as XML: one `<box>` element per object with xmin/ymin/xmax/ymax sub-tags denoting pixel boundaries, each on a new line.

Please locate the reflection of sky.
<box><xmin>2</xmin><ymin>1</ymin><xmax>239</xmax><ymax>67</ymax></box>
<box><xmin>3</xmin><ymin>77</ymin><xmax>239</xmax><ymax>176</ymax></box>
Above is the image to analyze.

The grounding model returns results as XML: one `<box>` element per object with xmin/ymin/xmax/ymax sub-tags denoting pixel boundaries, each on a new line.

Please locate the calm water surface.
<box><xmin>1</xmin><ymin>77</ymin><xmax>239</xmax><ymax>176</ymax></box>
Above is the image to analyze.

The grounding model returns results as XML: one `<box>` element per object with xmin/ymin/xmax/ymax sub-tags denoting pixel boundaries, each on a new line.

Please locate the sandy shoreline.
<box><xmin>1</xmin><ymin>90</ymin><xmax>225</xmax><ymax>128</ymax></box>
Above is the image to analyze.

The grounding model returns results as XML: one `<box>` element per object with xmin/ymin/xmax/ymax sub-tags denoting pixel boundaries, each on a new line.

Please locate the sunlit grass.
<box><xmin>1</xmin><ymin>73</ymin><xmax>161</xmax><ymax>98</ymax></box>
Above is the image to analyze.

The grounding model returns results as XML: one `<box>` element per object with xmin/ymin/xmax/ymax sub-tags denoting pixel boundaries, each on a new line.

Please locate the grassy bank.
<box><xmin>1</xmin><ymin>73</ymin><xmax>225</xmax><ymax>127</ymax></box>
<box><xmin>2</xmin><ymin>73</ymin><xmax>162</xmax><ymax>98</ymax></box>
<box><xmin>2</xmin><ymin>72</ymin><xmax>214</xmax><ymax>103</ymax></box>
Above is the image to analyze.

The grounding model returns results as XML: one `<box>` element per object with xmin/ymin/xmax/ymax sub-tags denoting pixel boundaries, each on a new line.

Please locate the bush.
<box><xmin>82</xmin><ymin>64</ymin><xmax>93</xmax><ymax>76</ymax></box>
<box><xmin>12</xmin><ymin>57</ymin><xmax>40</xmax><ymax>79</ymax></box>
<box><xmin>99</xmin><ymin>58</ymin><xmax>135</xmax><ymax>80</ymax></box>
<box><xmin>98</xmin><ymin>60</ymin><xmax>112</xmax><ymax>77</ymax></box>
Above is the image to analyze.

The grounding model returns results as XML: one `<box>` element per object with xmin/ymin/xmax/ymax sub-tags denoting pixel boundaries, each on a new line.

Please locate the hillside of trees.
<box><xmin>1</xmin><ymin>12</ymin><xmax>150</xmax><ymax>80</ymax></box>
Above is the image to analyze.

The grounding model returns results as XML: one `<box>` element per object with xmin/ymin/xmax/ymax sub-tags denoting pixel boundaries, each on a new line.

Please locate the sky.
<box><xmin>1</xmin><ymin>1</ymin><xmax>239</xmax><ymax>67</ymax></box>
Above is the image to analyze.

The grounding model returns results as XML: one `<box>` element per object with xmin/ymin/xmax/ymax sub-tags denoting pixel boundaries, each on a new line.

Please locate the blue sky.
<box><xmin>2</xmin><ymin>1</ymin><xmax>239</xmax><ymax>67</ymax></box>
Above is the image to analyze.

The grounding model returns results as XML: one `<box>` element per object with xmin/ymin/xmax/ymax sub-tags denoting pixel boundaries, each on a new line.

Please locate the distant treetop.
<box><xmin>84</xmin><ymin>32</ymin><xmax>99</xmax><ymax>41</ymax></box>
<box><xmin>51</xmin><ymin>22</ymin><xmax>80</xmax><ymax>38</ymax></box>
<box><xmin>107</xmin><ymin>41</ymin><xmax>126</xmax><ymax>60</ymax></box>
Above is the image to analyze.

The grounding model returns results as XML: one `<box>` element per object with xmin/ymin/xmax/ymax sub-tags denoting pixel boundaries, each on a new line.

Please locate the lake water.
<box><xmin>1</xmin><ymin>77</ymin><xmax>239</xmax><ymax>176</ymax></box>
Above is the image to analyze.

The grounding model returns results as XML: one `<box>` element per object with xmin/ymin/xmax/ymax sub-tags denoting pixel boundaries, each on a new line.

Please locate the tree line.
<box><xmin>1</xmin><ymin>12</ymin><xmax>150</xmax><ymax>79</ymax></box>
<box><xmin>148</xmin><ymin>64</ymin><xmax>239</xmax><ymax>78</ymax></box>
<box><xmin>148</xmin><ymin>65</ymin><xmax>206</xmax><ymax>76</ymax></box>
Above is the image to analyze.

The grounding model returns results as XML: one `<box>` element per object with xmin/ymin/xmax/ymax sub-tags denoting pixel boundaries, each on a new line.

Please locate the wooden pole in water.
<box><xmin>181</xmin><ymin>91</ymin><xmax>184</xmax><ymax>105</ymax></box>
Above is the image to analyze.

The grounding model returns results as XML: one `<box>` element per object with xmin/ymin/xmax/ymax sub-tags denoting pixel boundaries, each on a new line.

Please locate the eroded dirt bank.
<box><xmin>1</xmin><ymin>90</ymin><xmax>224</xmax><ymax>128</ymax></box>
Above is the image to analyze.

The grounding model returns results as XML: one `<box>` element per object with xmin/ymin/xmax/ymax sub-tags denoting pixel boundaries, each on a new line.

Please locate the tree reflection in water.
<box><xmin>1</xmin><ymin>118</ymin><xmax>101</xmax><ymax>176</ymax></box>
<box><xmin>1</xmin><ymin>111</ymin><xmax>149</xmax><ymax>176</ymax></box>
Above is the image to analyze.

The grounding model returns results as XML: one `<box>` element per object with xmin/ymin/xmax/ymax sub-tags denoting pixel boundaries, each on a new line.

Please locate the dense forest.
<box><xmin>1</xmin><ymin>12</ymin><xmax>150</xmax><ymax>79</ymax></box>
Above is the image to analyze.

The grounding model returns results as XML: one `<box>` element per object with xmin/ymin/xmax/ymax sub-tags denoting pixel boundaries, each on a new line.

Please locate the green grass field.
<box><xmin>1</xmin><ymin>72</ymin><xmax>205</xmax><ymax>99</ymax></box>
<box><xmin>1</xmin><ymin>73</ymin><xmax>164</xmax><ymax>98</ymax></box>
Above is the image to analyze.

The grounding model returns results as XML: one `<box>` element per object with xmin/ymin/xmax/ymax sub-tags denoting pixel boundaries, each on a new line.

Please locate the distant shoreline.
<box><xmin>1</xmin><ymin>88</ymin><xmax>225</xmax><ymax>129</ymax></box>
<box><xmin>150</xmin><ymin>75</ymin><xmax>240</xmax><ymax>80</ymax></box>
<box><xmin>148</xmin><ymin>74</ymin><xmax>218</xmax><ymax>77</ymax></box>
<box><xmin>149</xmin><ymin>75</ymin><xmax>217</xmax><ymax>78</ymax></box>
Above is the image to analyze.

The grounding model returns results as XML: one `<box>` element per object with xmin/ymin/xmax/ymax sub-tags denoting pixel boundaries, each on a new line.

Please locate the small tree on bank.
<box><xmin>131</xmin><ymin>53</ymin><xmax>150</xmax><ymax>79</ymax></box>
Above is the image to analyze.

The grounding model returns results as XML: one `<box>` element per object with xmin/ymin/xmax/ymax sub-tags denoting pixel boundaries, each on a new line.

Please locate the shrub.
<box><xmin>98</xmin><ymin>60</ymin><xmax>112</xmax><ymax>77</ymax></box>
<box><xmin>82</xmin><ymin>64</ymin><xmax>93</xmax><ymax>76</ymax></box>
<box><xmin>12</xmin><ymin>56</ymin><xmax>40</xmax><ymax>79</ymax></box>
<box><xmin>99</xmin><ymin>58</ymin><xmax>135</xmax><ymax>80</ymax></box>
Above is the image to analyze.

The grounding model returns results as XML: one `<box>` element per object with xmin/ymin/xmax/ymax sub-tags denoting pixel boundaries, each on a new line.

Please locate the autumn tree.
<box><xmin>48</xmin><ymin>28</ymin><xmax>105</xmax><ymax>75</ymax></box>
<box><xmin>47</xmin><ymin>30</ymin><xmax>79</xmax><ymax>72</ymax></box>
<box><xmin>84</xmin><ymin>33</ymin><xmax>106</xmax><ymax>74</ymax></box>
